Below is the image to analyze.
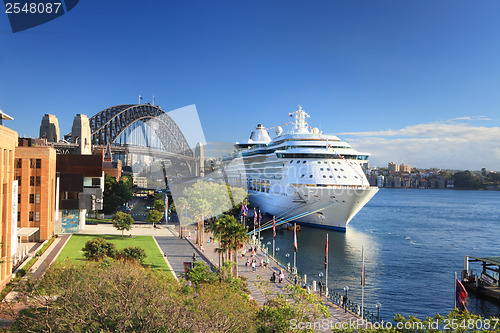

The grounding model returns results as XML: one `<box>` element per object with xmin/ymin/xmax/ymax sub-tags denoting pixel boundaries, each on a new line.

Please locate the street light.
<box><xmin>375</xmin><ymin>302</ymin><xmax>381</xmax><ymax>322</ymax></box>
<box><xmin>285</xmin><ymin>253</ymin><xmax>290</xmax><ymax>270</ymax></box>
<box><xmin>318</xmin><ymin>273</ymin><xmax>324</xmax><ymax>297</ymax></box>
<box><xmin>266</xmin><ymin>241</ymin><xmax>271</xmax><ymax>256</ymax></box>
<box><xmin>260</xmin><ymin>236</ymin><xmax>264</xmax><ymax>247</ymax></box>
<box><xmin>343</xmin><ymin>286</ymin><xmax>349</xmax><ymax>312</ymax></box>
<box><xmin>192</xmin><ymin>252</ymin><xmax>196</xmax><ymax>264</ymax></box>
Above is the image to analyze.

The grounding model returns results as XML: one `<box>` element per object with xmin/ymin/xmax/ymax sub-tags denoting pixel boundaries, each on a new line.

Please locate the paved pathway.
<box><xmin>155</xmin><ymin>235</ymin><xmax>213</xmax><ymax>280</ymax></box>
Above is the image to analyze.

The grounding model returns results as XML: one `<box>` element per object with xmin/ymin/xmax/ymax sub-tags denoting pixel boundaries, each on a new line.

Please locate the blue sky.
<box><xmin>1</xmin><ymin>1</ymin><xmax>499</xmax><ymax>170</ymax></box>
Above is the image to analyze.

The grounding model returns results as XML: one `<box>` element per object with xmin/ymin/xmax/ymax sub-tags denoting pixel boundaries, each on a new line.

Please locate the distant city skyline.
<box><xmin>1</xmin><ymin>1</ymin><xmax>499</xmax><ymax>171</ymax></box>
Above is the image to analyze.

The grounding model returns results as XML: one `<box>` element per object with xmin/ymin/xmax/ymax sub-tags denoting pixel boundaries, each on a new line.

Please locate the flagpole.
<box><xmin>325</xmin><ymin>233</ymin><xmax>329</xmax><ymax>297</ymax></box>
<box><xmin>272</xmin><ymin>216</ymin><xmax>275</xmax><ymax>258</ymax></box>
<box><xmin>293</xmin><ymin>223</ymin><xmax>297</xmax><ymax>273</ymax></box>
<box><xmin>361</xmin><ymin>246</ymin><xmax>365</xmax><ymax>320</ymax></box>
<box><xmin>454</xmin><ymin>271</ymin><xmax>457</xmax><ymax>310</ymax></box>
<box><xmin>258</xmin><ymin>210</ymin><xmax>261</xmax><ymax>248</ymax></box>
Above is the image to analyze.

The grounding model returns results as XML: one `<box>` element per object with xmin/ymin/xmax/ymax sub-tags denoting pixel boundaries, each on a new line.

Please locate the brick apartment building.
<box><xmin>15</xmin><ymin>143</ymin><xmax>57</xmax><ymax>241</ymax></box>
<box><xmin>0</xmin><ymin>111</ymin><xmax>17</xmax><ymax>291</ymax></box>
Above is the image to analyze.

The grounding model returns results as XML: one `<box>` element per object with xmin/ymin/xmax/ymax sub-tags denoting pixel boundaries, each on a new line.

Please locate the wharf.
<box><xmin>463</xmin><ymin>256</ymin><xmax>500</xmax><ymax>305</ymax></box>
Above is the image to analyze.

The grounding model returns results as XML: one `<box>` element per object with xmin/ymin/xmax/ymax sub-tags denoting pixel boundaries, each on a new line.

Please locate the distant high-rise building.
<box><xmin>400</xmin><ymin>163</ymin><xmax>411</xmax><ymax>173</ymax></box>
<box><xmin>377</xmin><ymin>175</ymin><xmax>385</xmax><ymax>188</ymax></box>
<box><xmin>388</xmin><ymin>162</ymin><xmax>400</xmax><ymax>173</ymax></box>
<box><xmin>39</xmin><ymin>114</ymin><xmax>60</xmax><ymax>143</ymax></box>
<box><xmin>71</xmin><ymin>114</ymin><xmax>92</xmax><ymax>155</ymax></box>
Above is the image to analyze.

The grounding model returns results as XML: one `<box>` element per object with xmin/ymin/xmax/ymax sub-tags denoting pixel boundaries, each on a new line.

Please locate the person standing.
<box><xmin>251</xmin><ymin>261</ymin><xmax>256</xmax><ymax>272</ymax></box>
<box><xmin>279</xmin><ymin>272</ymin><xmax>284</xmax><ymax>283</ymax></box>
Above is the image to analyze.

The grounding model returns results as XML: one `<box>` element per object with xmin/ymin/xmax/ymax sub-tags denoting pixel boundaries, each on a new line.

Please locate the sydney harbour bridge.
<box><xmin>59</xmin><ymin>103</ymin><xmax>205</xmax><ymax>181</ymax></box>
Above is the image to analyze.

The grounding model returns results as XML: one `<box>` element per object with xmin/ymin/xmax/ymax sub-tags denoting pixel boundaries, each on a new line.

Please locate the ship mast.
<box><xmin>289</xmin><ymin>105</ymin><xmax>310</xmax><ymax>134</ymax></box>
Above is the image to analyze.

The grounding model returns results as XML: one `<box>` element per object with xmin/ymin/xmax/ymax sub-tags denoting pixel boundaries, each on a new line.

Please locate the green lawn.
<box><xmin>56</xmin><ymin>234</ymin><xmax>174</xmax><ymax>277</ymax></box>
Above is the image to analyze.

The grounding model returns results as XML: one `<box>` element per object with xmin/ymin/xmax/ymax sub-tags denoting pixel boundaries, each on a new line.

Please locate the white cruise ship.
<box><xmin>223</xmin><ymin>106</ymin><xmax>378</xmax><ymax>230</ymax></box>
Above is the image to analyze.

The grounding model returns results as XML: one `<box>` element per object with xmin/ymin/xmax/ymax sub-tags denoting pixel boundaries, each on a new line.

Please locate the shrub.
<box><xmin>117</xmin><ymin>246</ymin><xmax>146</xmax><ymax>263</ymax></box>
<box><xmin>82</xmin><ymin>238</ymin><xmax>117</xmax><ymax>261</ymax></box>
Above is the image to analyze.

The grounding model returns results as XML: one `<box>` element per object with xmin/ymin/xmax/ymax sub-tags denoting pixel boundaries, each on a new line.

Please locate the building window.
<box><xmin>16</xmin><ymin>158</ymin><xmax>22</xmax><ymax>168</ymax></box>
<box><xmin>18</xmin><ymin>194</ymin><xmax>21</xmax><ymax>204</ymax></box>
<box><xmin>16</xmin><ymin>175</ymin><xmax>21</xmax><ymax>186</ymax></box>
<box><xmin>29</xmin><ymin>194</ymin><xmax>35</xmax><ymax>203</ymax></box>
<box><xmin>35</xmin><ymin>193</ymin><xmax>40</xmax><ymax>204</ymax></box>
<box><xmin>92</xmin><ymin>178</ymin><xmax>101</xmax><ymax>186</ymax></box>
<box><xmin>30</xmin><ymin>159</ymin><xmax>36</xmax><ymax>168</ymax></box>
<box><xmin>30</xmin><ymin>176</ymin><xmax>35</xmax><ymax>186</ymax></box>
<box><xmin>17</xmin><ymin>211</ymin><xmax>20</xmax><ymax>222</ymax></box>
<box><xmin>29</xmin><ymin>211</ymin><xmax>34</xmax><ymax>221</ymax></box>
<box><xmin>36</xmin><ymin>176</ymin><xmax>40</xmax><ymax>186</ymax></box>
<box><xmin>35</xmin><ymin>212</ymin><xmax>40</xmax><ymax>222</ymax></box>
<box><xmin>36</xmin><ymin>159</ymin><xmax>41</xmax><ymax>168</ymax></box>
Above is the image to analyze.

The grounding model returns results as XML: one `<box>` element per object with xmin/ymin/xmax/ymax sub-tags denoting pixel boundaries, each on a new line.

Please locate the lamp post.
<box><xmin>375</xmin><ymin>302</ymin><xmax>381</xmax><ymax>322</ymax></box>
<box><xmin>319</xmin><ymin>273</ymin><xmax>324</xmax><ymax>297</ymax></box>
<box><xmin>266</xmin><ymin>241</ymin><xmax>271</xmax><ymax>257</ymax></box>
<box><xmin>343</xmin><ymin>286</ymin><xmax>349</xmax><ymax>312</ymax></box>
<box><xmin>285</xmin><ymin>253</ymin><xmax>290</xmax><ymax>271</ymax></box>
<box><xmin>260</xmin><ymin>236</ymin><xmax>264</xmax><ymax>249</ymax></box>
<box><xmin>276</xmin><ymin>247</ymin><xmax>280</xmax><ymax>263</ymax></box>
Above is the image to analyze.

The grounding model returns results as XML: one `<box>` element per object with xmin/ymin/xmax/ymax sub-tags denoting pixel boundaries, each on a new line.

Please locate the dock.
<box><xmin>462</xmin><ymin>255</ymin><xmax>500</xmax><ymax>304</ymax></box>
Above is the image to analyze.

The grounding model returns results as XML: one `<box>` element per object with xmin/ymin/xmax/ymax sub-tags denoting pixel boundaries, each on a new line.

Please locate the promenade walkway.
<box><xmin>175</xmin><ymin>225</ymin><xmax>360</xmax><ymax>328</ymax></box>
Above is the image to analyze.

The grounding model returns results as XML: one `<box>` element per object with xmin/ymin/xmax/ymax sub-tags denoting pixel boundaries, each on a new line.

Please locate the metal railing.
<box><xmin>253</xmin><ymin>240</ymin><xmax>382</xmax><ymax>323</ymax></box>
<box><xmin>327</xmin><ymin>290</ymin><xmax>381</xmax><ymax>323</ymax></box>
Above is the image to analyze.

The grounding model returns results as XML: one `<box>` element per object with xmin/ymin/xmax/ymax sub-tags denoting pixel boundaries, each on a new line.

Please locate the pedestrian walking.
<box><xmin>279</xmin><ymin>272</ymin><xmax>284</xmax><ymax>283</ymax></box>
<box><xmin>251</xmin><ymin>261</ymin><xmax>256</xmax><ymax>271</ymax></box>
<box><xmin>271</xmin><ymin>271</ymin><xmax>276</xmax><ymax>283</ymax></box>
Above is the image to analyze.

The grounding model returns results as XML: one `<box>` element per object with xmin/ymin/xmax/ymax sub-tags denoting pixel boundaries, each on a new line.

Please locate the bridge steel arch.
<box><xmin>89</xmin><ymin>104</ymin><xmax>193</xmax><ymax>157</ymax></box>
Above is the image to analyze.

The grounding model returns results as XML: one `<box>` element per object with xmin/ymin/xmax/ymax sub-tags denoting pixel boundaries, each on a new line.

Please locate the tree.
<box><xmin>9</xmin><ymin>260</ymin><xmax>259</xmax><ymax>333</ymax></box>
<box><xmin>257</xmin><ymin>284</ymin><xmax>329</xmax><ymax>333</ymax></box>
<box><xmin>153</xmin><ymin>199</ymin><xmax>164</xmax><ymax>212</ymax></box>
<box><xmin>102</xmin><ymin>175</ymin><xmax>133</xmax><ymax>214</ymax></box>
<box><xmin>187</xmin><ymin>262</ymin><xmax>217</xmax><ymax>285</ymax></box>
<box><xmin>112</xmin><ymin>211</ymin><xmax>134</xmax><ymax>237</ymax></box>
<box><xmin>146</xmin><ymin>209</ymin><xmax>162</xmax><ymax>224</ymax></box>
<box><xmin>452</xmin><ymin>170</ymin><xmax>481</xmax><ymax>189</ymax></box>
<box><xmin>208</xmin><ymin>214</ymin><xmax>248</xmax><ymax>277</ymax></box>
<box><xmin>81</xmin><ymin>238</ymin><xmax>117</xmax><ymax>261</ymax></box>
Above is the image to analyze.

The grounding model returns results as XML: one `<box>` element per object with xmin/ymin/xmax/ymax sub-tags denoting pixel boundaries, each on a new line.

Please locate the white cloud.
<box><xmin>339</xmin><ymin>121</ymin><xmax>500</xmax><ymax>170</ymax></box>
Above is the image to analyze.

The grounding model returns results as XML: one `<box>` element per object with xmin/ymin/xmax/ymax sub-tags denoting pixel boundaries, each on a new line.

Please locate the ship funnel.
<box><xmin>249</xmin><ymin>124</ymin><xmax>271</xmax><ymax>143</ymax></box>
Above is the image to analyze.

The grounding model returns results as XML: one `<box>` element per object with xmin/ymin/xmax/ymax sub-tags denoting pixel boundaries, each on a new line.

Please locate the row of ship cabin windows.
<box><xmin>290</xmin><ymin>160</ymin><xmax>359</xmax><ymax>180</ymax></box>
<box><xmin>248</xmin><ymin>179</ymin><xmax>270</xmax><ymax>193</ymax></box>
<box><xmin>290</xmin><ymin>160</ymin><xmax>344</xmax><ymax>165</ymax></box>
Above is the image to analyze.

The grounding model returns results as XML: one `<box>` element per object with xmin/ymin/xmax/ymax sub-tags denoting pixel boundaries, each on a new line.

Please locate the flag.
<box><xmin>258</xmin><ymin>210</ymin><xmax>262</xmax><ymax>227</ymax></box>
<box><xmin>244</xmin><ymin>204</ymin><xmax>248</xmax><ymax>216</ymax></box>
<box><xmin>253</xmin><ymin>208</ymin><xmax>257</xmax><ymax>226</ymax></box>
<box><xmin>456</xmin><ymin>279</ymin><xmax>468</xmax><ymax>311</ymax></box>
<box><xmin>293</xmin><ymin>224</ymin><xmax>298</xmax><ymax>253</ymax></box>
<box><xmin>361</xmin><ymin>247</ymin><xmax>366</xmax><ymax>287</ymax></box>
<box><xmin>272</xmin><ymin>217</ymin><xmax>276</xmax><ymax>240</ymax></box>
<box><xmin>325</xmin><ymin>235</ymin><xmax>328</xmax><ymax>269</ymax></box>
<box><xmin>241</xmin><ymin>203</ymin><xmax>245</xmax><ymax>214</ymax></box>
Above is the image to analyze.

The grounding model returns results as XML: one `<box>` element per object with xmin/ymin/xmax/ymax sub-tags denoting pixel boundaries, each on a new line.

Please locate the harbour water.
<box><xmin>261</xmin><ymin>188</ymin><xmax>500</xmax><ymax>320</ymax></box>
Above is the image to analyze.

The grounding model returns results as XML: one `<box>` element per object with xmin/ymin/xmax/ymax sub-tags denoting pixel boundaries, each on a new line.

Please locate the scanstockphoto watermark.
<box><xmin>290</xmin><ymin>318</ymin><xmax>499</xmax><ymax>331</ymax></box>
<box><xmin>290</xmin><ymin>318</ymin><xmax>394</xmax><ymax>331</ymax></box>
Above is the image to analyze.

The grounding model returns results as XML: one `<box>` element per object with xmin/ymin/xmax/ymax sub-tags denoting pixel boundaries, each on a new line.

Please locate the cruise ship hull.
<box><xmin>248</xmin><ymin>185</ymin><xmax>378</xmax><ymax>230</ymax></box>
